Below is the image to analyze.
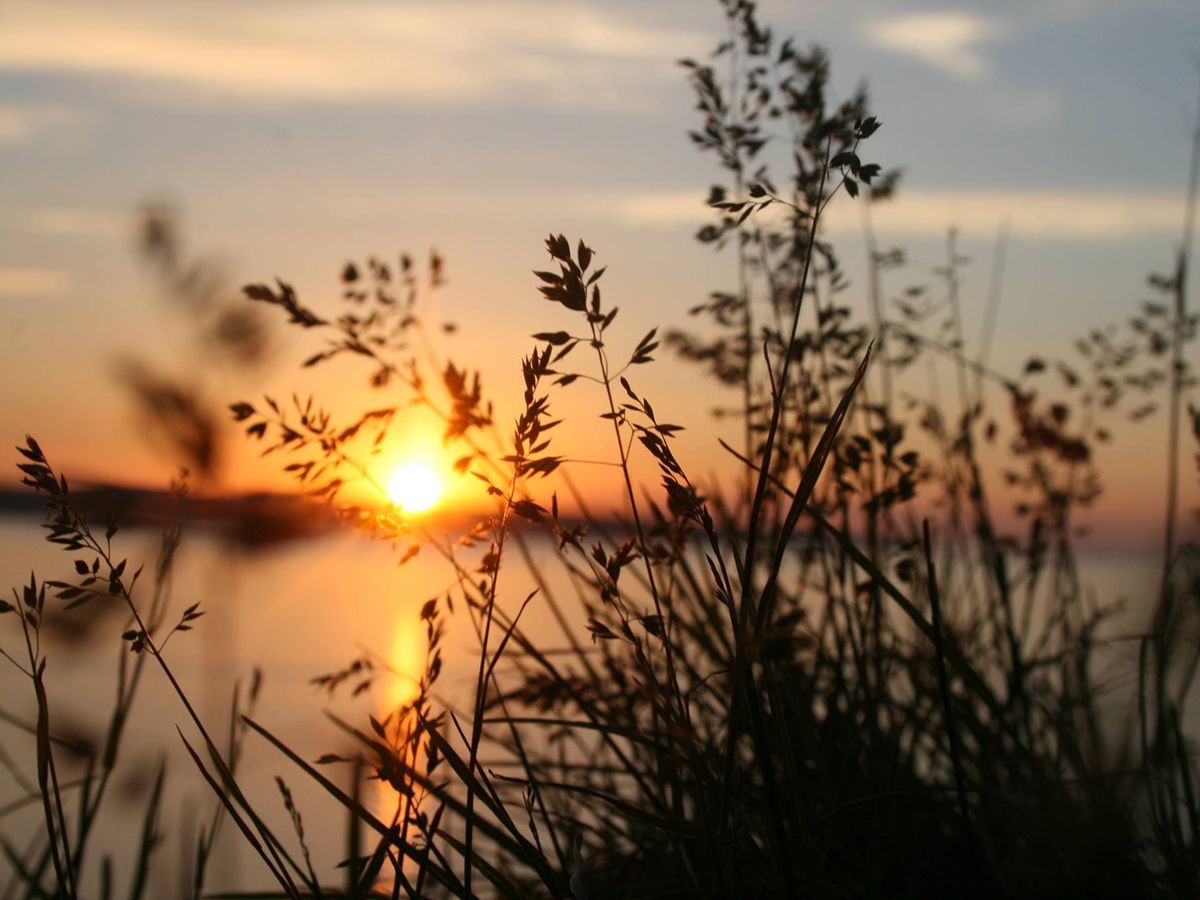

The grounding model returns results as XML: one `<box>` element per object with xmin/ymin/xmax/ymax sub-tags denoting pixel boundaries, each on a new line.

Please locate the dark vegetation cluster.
<box><xmin>5</xmin><ymin>1</ymin><xmax>1200</xmax><ymax>896</ymax></box>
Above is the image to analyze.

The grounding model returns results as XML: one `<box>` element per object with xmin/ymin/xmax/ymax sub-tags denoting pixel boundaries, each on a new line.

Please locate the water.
<box><xmin>0</xmin><ymin>513</ymin><xmax>1164</xmax><ymax>894</ymax></box>
<box><xmin>0</xmin><ymin>513</ymin><xmax>509</xmax><ymax>896</ymax></box>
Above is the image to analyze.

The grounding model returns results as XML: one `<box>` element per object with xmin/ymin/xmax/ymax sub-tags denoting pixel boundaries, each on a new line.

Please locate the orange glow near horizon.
<box><xmin>365</xmin><ymin>410</ymin><xmax>477</xmax><ymax>516</ymax></box>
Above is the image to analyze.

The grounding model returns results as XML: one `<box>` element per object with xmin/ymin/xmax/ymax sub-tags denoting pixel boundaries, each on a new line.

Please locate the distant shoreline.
<box><xmin>0</xmin><ymin>485</ymin><xmax>1172</xmax><ymax>559</ymax></box>
<box><xmin>0</xmin><ymin>484</ymin><xmax>340</xmax><ymax>546</ymax></box>
<box><xmin>0</xmin><ymin>484</ymin><xmax>591</xmax><ymax>548</ymax></box>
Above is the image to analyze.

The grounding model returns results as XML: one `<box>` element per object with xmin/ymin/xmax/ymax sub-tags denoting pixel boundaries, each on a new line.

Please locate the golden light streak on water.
<box><xmin>371</xmin><ymin>610</ymin><xmax>429</xmax><ymax>849</ymax></box>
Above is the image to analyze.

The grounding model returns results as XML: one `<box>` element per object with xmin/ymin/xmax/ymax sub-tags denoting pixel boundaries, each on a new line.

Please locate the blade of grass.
<box><xmin>127</xmin><ymin>760</ymin><xmax>166</xmax><ymax>900</ymax></box>
<box><xmin>353</xmin><ymin>825</ymin><xmax>404</xmax><ymax>899</ymax></box>
<box><xmin>177</xmin><ymin>731</ymin><xmax>297</xmax><ymax>898</ymax></box>
<box><xmin>923</xmin><ymin>520</ymin><xmax>976</xmax><ymax>855</ymax></box>
<box><xmin>718</xmin><ymin>437</ymin><xmax>1008</xmax><ymax>722</ymax></box>
<box><xmin>754</xmin><ymin>342</ymin><xmax>872</xmax><ymax>637</ymax></box>
<box><xmin>433</xmin><ymin>829</ymin><xmax>528</xmax><ymax>898</ymax></box>
<box><xmin>413</xmin><ymin>802</ymin><xmax>447</xmax><ymax>898</ymax></box>
<box><xmin>243</xmin><ymin>716</ymin><xmax>483</xmax><ymax>894</ymax></box>
<box><xmin>0</xmin><ymin>836</ymin><xmax>52</xmax><ymax>900</ymax></box>
<box><xmin>196</xmin><ymin>733</ymin><xmax>309</xmax><ymax>897</ymax></box>
<box><xmin>489</xmin><ymin>771</ymin><xmax>702</xmax><ymax>838</ymax></box>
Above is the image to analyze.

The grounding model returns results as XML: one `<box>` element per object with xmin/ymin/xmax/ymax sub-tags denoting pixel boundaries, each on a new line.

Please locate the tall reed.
<box><xmin>4</xmin><ymin>1</ymin><xmax>1199</xmax><ymax>897</ymax></box>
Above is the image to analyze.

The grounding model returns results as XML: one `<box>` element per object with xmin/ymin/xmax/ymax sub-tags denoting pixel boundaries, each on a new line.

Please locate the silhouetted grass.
<box><xmin>5</xmin><ymin>1</ymin><xmax>1200</xmax><ymax>897</ymax></box>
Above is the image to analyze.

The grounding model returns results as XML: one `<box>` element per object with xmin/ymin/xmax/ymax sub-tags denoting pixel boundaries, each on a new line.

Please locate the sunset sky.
<box><xmin>2</xmin><ymin>0</ymin><xmax>1198</xmax><ymax>546</ymax></box>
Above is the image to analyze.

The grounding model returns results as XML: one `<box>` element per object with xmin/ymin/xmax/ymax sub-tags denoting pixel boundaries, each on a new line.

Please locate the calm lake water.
<box><xmin>0</xmin><ymin>511</ymin><xmax>589</xmax><ymax>896</ymax></box>
<box><xmin>0</xmin><ymin>513</ymin><xmax>1164</xmax><ymax>895</ymax></box>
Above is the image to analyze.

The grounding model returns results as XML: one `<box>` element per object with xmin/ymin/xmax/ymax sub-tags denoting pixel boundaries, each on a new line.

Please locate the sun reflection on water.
<box><xmin>372</xmin><ymin>611</ymin><xmax>428</xmax><ymax>829</ymax></box>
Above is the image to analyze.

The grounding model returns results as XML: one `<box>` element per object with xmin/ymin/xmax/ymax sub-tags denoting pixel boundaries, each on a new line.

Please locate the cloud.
<box><xmin>0</xmin><ymin>103</ymin><xmax>78</xmax><ymax>145</ymax></box>
<box><xmin>606</xmin><ymin>187</ymin><xmax>1186</xmax><ymax>241</ymax></box>
<box><xmin>615</xmin><ymin>191</ymin><xmax>710</xmax><ymax>228</ymax></box>
<box><xmin>858</xmin><ymin>189</ymin><xmax>1184</xmax><ymax>239</ymax></box>
<box><xmin>0</xmin><ymin>267</ymin><xmax>69</xmax><ymax>297</ymax></box>
<box><xmin>0</xmin><ymin>2</ymin><xmax>706</xmax><ymax>110</ymax></box>
<box><xmin>19</xmin><ymin>207</ymin><xmax>128</xmax><ymax>240</ymax></box>
<box><xmin>864</xmin><ymin>12</ymin><xmax>1005</xmax><ymax>80</ymax></box>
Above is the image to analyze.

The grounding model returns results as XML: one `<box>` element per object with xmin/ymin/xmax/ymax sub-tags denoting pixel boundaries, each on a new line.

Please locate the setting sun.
<box><xmin>386</xmin><ymin>462</ymin><xmax>442</xmax><ymax>513</ymax></box>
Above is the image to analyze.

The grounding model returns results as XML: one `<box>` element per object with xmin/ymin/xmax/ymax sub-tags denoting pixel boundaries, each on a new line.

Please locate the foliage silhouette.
<box><xmin>4</xmin><ymin>1</ymin><xmax>1200</xmax><ymax>897</ymax></box>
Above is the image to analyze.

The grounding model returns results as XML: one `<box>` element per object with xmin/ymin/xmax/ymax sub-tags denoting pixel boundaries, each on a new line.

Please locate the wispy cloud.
<box><xmin>0</xmin><ymin>267</ymin><xmax>69</xmax><ymax>297</ymax></box>
<box><xmin>606</xmin><ymin>188</ymin><xmax>1186</xmax><ymax>241</ymax></box>
<box><xmin>0</xmin><ymin>103</ymin><xmax>78</xmax><ymax>145</ymax></box>
<box><xmin>858</xmin><ymin>189</ymin><xmax>1184</xmax><ymax>239</ymax></box>
<box><xmin>863</xmin><ymin>12</ymin><xmax>1005</xmax><ymax>80</ymax></box>
<box><xmin>18</xmin><ymin>207</ymin><xmax>128</xmax><ymax>240</ymax></box>
<box><xmin>0</xmin><ymin>2</ymin><xmax>705</xmax><ymax>110</ymax></box>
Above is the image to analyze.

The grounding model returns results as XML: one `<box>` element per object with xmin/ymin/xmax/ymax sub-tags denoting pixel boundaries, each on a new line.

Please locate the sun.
<box><xmin>387</xmin><ymin>461</ymin><xmax>442</xmax><ymax>514</ymax></box>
